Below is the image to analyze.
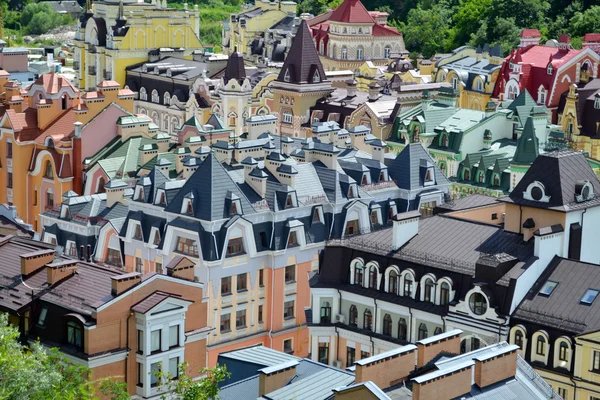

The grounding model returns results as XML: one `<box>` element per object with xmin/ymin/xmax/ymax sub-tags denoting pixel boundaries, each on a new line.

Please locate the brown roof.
<box><xmin>224</xmin><ymin>52</ymin><xmax>246</xmax><ymax>85</ymax></box>
<box><xmin>32</xmin><ymin>73</ymin><xmax>78</xmax><ymax>95</ymax></box>
<box><xmin>131</xmin><ymin>291</ymin><xmax>191</xmax><ymax>314</ymax></box>
<box><xmin>277</xmin><ymin>20</ymin><xmax>327</xmax><ymax>85</ymax></box>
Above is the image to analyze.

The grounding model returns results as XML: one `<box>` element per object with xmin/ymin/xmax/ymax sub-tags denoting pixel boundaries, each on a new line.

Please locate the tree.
<box><xmin>451</xmin><ymin>0</ymin><xmax>493</xmax><ymax>49</ymax></box>
<box><xmin>20</xmin><ymin>2</ymin><xmax>71</xmax><ymax>35</ymax></box>
<box><xmin>0</xmin><ymin>313</ymin><xmax>128</xmax><ymax>400</ymax></box>
<box><xmin>156</xmin><ymin>363</ymin><xmax>231</xmax><ymax>400</ymax></box>
<box><xmin>569</xmin><ymin>6</ymin><xmax>600</xmax><ymax>37</ymax></box>
<box><xmin>398</xmin><ymin>4</ymin><xmax>454</xmax><ymax>58</ymax></box>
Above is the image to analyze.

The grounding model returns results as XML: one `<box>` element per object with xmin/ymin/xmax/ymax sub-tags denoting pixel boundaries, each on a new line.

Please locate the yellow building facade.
<box><xmin>557</xmin><ymin>83</ymin><xmax>600</xmax><ymax>160</ymax></box>
<box><xmin>74</xmin><ymin>0</ymin><xmax>202</xmax><ymax>90</ymax></box>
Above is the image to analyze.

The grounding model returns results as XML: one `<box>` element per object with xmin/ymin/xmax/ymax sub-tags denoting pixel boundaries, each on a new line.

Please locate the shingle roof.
<box><xmin>435</xmin><ymin>194</ymin><xmax>500</xmax><ymax>212</ymax></box>
<box><xmin>328</xmin><ymin>0</ymin><xmax>374</xmax><ymax>23</ymax></box>
<box><xmin>277</xmin><ymin>19</ymin><xmax>327</xmax><ymax>85</ymax></box>
<box><xmin>511</xmin><ymin>117</ymin><xmax>539</xmax><ymax>165</ymax></box>
<box><xmin>387</xmin><ymin>143</ymin><xmax>450</xmax><ymax>191</ymax></box>
<box><xmin>513</xmin><ymin>256</ymin><xmax>600</xmax><ymax>335</ymax></box>
<box><xmin>224</xmin><ymin>52</ymin><xmax>246</xmax><ymax>85</ymax></box>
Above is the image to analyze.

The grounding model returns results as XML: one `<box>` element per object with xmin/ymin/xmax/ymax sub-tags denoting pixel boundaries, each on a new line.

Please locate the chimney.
<box><xmin>46</xmin><ymin>259</ymin><xmax>79</xmax><ymax>285</ymax></box>
<box><xmin>391</xmin><ymin>211</ymin><xmax>421</xmax><ymax>251</ymax></box>
<box><xmin>281</xmin><ymin>135</ymin><xmax>294</xmax><ymax>156</ymax></box>
<box><xmin>474</xmin><ymin>344</ymin><xmax>519</xmax><ymax>389</ymax></box>
<box><xmin>258</xmin><ymin>360</ymin><xmax>298</xmax><ymax>397</ymax></box>
<box><xmin>156</xmin><ymin>158</ymin><xmax>172</xmax><ymax>176</ymax></box>
<box><xmin>156</xmin><ymin>134</ymin><xmax>170</xmax><ymax>153</ymax></box>
<box><xmin>79</xmin><ymin>245</ymin><xmax>85</xmax><ymax>260</ymax></box>
<box><xmin>74</xmin><ymin>121</ymin><xmax>83</xmax><ymax>138</ymax></box>
<box><xmin>182</xmin><ymin>157</ymin><xmax>200</xmax><ymax>179</ymax></box>
<box><xmin>519</xmin><ymin>29</ymin><xmax>541</xmax><ymax>48</ymax></box>
<box><xmin>412</xmin><ymin>360</ymin><xmax>473</xmax><ymax>400</ymax></box>
<box><xmin>247</xmin><ymin>167</ymin><xmax>268</xmax><ymax>198</ymax></box>
<box><xmin>139</xmin><ymin>144</ymin><xmax>159</xmax><ymax>165</ymax></box>
<box><xmin>104</xmin><ymin>179</ymin><xmax>128</xmax><ymax>208</ymax></box>
<box><xmin>20</xmin><ymin>249</ymin><xmax>56</xmax><ymax>277</ymax></box>
<box><xmin>213</xmin><ymin>141</ymin><xmax>234</xmax><ymax>164</ymax></box>
<box><xmin>175</xmin><ymin>154</ymin><xmax>187</xmax><ymax>174</ymax></box>
<box><xmin>370</xmin><ymin>140</ymin><xmax>386</xmax><ymax>163</ymax></box>
<box><xmin>7</xmin><ymin>96</ymin><xmax>23</xmax><ymax>113</ymax></box>
<box><xmin>165</xmin><ymin>256</ymin><xmax>196</xmax><ymax>282</ymax></box>
<box><xmin>111</xmin><ymin>272</ymin><xmax>142</xmax><ymax>296</ymax></box>
<box><xmin>533</xmin><ymin>225</ymin><xmax>564</xmax><ymax>263</ymax></box>
<box><xmin>345</xmin><ymin>79</ymin><xmax>357</xmax><ymax>97</ymax></box>
<box><xmin>368</xmin><ymin>82</ymin><xmax>381</xmax><ymax>101</ymax></box>
<box><xmin>264</xmin><ymin>151</ymin><xmax>286</xmax><ymax>176</ymax></box>
<box><xmin>86</xmin><ymin>244</ymin><xmax>92</xmax><ymax>262</ymax></box>
<box><xmin>416</xmin><ymin>329</ymin><xmax>462</xmax><ymax>368</ymax></box>
<box><xmin>354</xmin><ymin>345</ymin><xmax>417</xmax><ymax>389</ymax></box>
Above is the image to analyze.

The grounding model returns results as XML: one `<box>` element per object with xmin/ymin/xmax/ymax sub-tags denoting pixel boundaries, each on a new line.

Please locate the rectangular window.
<box><xmin>236</xmin><ymin>309</ymin><xmax>246</xmax><ymax>328</ymax></box>
<box><xmin>491</xmin><ymin>213</ymin><xmax>498</xmax><ymax>220</ymax></box>
<box><xmin>221</xmin><ymin>276</ymin><xmax>232</xmax><ymax>295</ymax></box>
<box><xmin>226</xmin><ymin>237</ymin><xmax>245</xmax><ymax>256</ymax></box>
<box><xmin>134</xmin><ymin>224</ymin><xmax>142</xmax><ymax>240</ymax></box>
<box><xmin>361</xmin><ymin>350</ymin><xmax>370</xmax><ymax>359</ymax></box>
<box><xmin>68</xmin><ymin>242</ymin><xmax>77</xmax><ymax>257</ymax></box>
<box><xmin>284</xmin><ymin>339</ymin><xmax>293</xmax><ymax>354</ymax></box>
<box><xmin>155</xmin><ymin>262</ymin><xmax>162</xmax><ymax>273</ymax></box>
<box><xmin>135</xmin><ymin>257</ymin><xmax>142</xmax><ymax>273</ymax></box>
<box><xmin>285</xmin><ymin>265</ymin><xmax>295</xmax><ymax>283</ymax></box>
<box><xmin>259</xmin><ymin>269</ymin><xmax>264</xmax><ymax>287</ymax></box>
<box><xmin>151</xmin><ymin>329</ymin><xmax>161</xmax><ymax>353</ymax></box>
<box><xmin>347</xmin><ymin>347</ymin><xmax>356</xmax><ymax>367</ymax></box>
<box><xmin>137</xmin><ymin>330</ymin><xmax>143</xmax><ymax>354</ymax></box>
<box><xmin>169</xmin><ymin>357</ymin><xmax>179</xmax><ymax>379</ymax></box>
<box><xmin>287</xmin><ymin>231</ymin><xmax>298</xmax><ymax>247</ymax></box>
<box><xmin>593</xmin><ymin>351</ymin><xmax>600</xmax><ymax>371</ymax></box>
<box><xmin>220</xmin><ymin>313</ymin><xmax>231</xmax><ymax>333</ymax></box>
<box><xmin>318</xmin><ymin>342</ymin><xmax>329</xmax><ymax>364</ymax></box>
<box><xmin>150</xmin><ymin>363</ymin><xmax>160</xmax><ymax>387</ymax></box>
<box><xmin>137</xmin><ymin>362</ymin><xmax>143</xmax><ymax>387</ymax></box>
<box><xmin>370</xmin><ymin>211</ymin><xmax>378</xmax><ymax>225</ymax></box>
<box><xmin>33</xmin><ymin>189</ymin><xmax>37</xmax><ymax>206</ymax></box>
<box><xmin>558</xmin><ymin>388</ymin><xmax>567</xmax><ymax>399</ymax></box>
<box><xmin>283</xmin><ymin>111</ymin><xmax>293</xmax><ymax>124</ymax></box>
<box><xmin>582</xmin><ymin>289</ymin><xmax>600</xmax><ymax>305</ymax></box>
<box><xmin>258</xmin><ymin>305</ymin><xmax>263</xmax><ymax>323</ymax></box>
<box><xmin>47</xmin><ymin>192</ymin><xmax>54</xmax><ymax>209</ymax></box>
<box><xmin>7</xmin><ymin>172</ymin><xmax>12</xmax><ymax>188</ymax></box>
<box><xmin>539</xmin><ymin>281</ymin><xmax>558</xmax><ymax>296</ymax></box>
<box><xmin>284</xmin><ymin>300</ymin><xmax>295</xmax><ymax>319</ymax></box>
<box><xmin>7</xmin><ymin>142</ymin><xmax>12</xmax><ymax>158</ymax></box>
<box><xmin>106</xmin><ymin>248</ymin><xmax>122</xmax><ymax>267</ymax></box>
<box><xmin>37</xmin><ymin>307</ymin><xmax>48</xmax><ymax>327</ymax></box>
<box><xmin>237</xmin><ymin>273</ymin><xmax>247</xmax><ymax>292</ymax></box>
<box><xmin>66</xmin><ymin>321</ymin><xmax>82</xmax><ymax>348</ymax></box>
<box><xmin>169</xmin><ymin>325</ymin><xmax>179</xmax><ymax>348</ymax></box>
<box><xmin>176</xmin><ymin>237</ymin><xmax>198</xmax><ymax>257</ymax></box>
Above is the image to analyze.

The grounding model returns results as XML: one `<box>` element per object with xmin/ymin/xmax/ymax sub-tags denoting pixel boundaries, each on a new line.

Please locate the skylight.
<box><xmin>538</xmin><ymin>281</ymin><xmax>558</xmax><ymax>296</ymax></box>
<box><xmin>581</xmin><ymin>289</ymin><xmax>600</xmax><ymax>305</ymax></box>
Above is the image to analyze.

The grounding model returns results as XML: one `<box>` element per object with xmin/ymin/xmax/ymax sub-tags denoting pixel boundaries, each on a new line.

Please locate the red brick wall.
<box><xmin>413</xmin><ymin>367</ymin><xmax>472</xmax><ymax>400</ymax></box>
<box><xmin>474</xmin><ymin>351</ymin><xmax>517</xmax><ymax>388</ymax></box>
<box><xmin>355</xmin><ymin>350</ymin><xmax>416</xmax><ymax>388</ymax></box>
<box><xmin>417</xmin><ymin>335</ymin><xmax>460</xmax><ymax>368</ymax></box>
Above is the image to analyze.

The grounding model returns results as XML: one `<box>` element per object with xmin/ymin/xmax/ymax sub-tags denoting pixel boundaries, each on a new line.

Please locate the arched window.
<box><xmin>320</xmin><ymin>302</ymin><xmax>331</xmax><ymax>324</ymax></box>
<box><xmin>402</xmin><ymin>271</ymin><xmax>414</xmax><ymax>297</ymax></box>
<box><xmin>164</xmin><ymin>91</ymin><xmax>171</xmax><ymax>105</ymax></box>
<box><xmin>61</xmin><ymin>95</ymin><xmax>67</xmax><ymax>110</ymax></box>
<box><xmin>440</xmin><ymin>282</ymin><xmax>450</xmax><ymax>305</ymax></box>
<box><xmin>423</xmin><ymin>277</ymin><xmax>435</xmax><ymax>302</ymax></box>
<box><xmin>368</xmin><ymin>264</ymin><xmax>378</xmax><ymax>289</ymax></box>
<box><xmin>559</xmin><ymin>341</ymin><xmax>569</xmax><ymax>361</ymax></box>
<box><xmin>434</xmin><ymin>327</ymin><xmax>443</xmax><ymax>335</ymax></box>
<box><xmin>152</xmin><ymin>89</ymin><xmax>159</xmax><ymax>103</ymax></box>
<box><xmin>140</xmin><ymin>87</ymin><xmax>147</xmax><ymax>100</ymax></box>
<box><xmin>384</xmin><ymin>46</ymin><xmax>391</xmax><ymax>59</ymax></box>
<box><xmin>547</xmin><ymin>63</ymin><xmax>553</xmax><ymax>75</ymax></box>
<box><xmin>363</xmin><ymin>309</ymin><xmax>372</xmax><ymax>330</ymax></box>
<box><xmin>357</xmin><ymin>46</ymin><xmax>364</xmax><ymax>61</ymax></box>
<box><xmin>508</xmin><ymin>84</ymin><xmax>518</xmax><ymax>100</ymax></box>
<box><xmin>342</xmin><ymin>47</ymin><xmax>348</xmax><ymax>60</ymax></box>
<box><xmin>98</xmin><ymin>177</ymin><xmax>106</xmax><ymax>193</ymax></box>
<box><xmin>383</xmin><ymin>314</ymin><xmax>392</xmax><ymax>336</ymax></box>
<box><xmin>343</xmin><ymin>27</ymin><xmax>347</xmax><ymax>34</ymax></box>
<box><xmin>353</xmin><ymin>261</ymin><xmax>364</xmax><ymax>286</ymax></box>
<box><xmin>313</xmin><ymin>70</ymin><xmax>321</xmax><ymax>83</ymax></box>
<box><xmin>441</xmin><ymin>134</ymin><xmax>448</xmax><ymax>147</ymax></box>
<box><xmin>349</xmin><ymin>305</ymin><xmax>358</xmax><ymax>327</ymax></box>
<box><xmin>475</xmin><ymin>79</ymin><xmax>483</xmax><ymax>92</ymax></box>
<box><xmin>469</xmin><ymin>292</ymin><xmax>487</xmax><ymax>315</ymax></box>
<box><xmin>478</xmin><ymin>171</ymin><xmax>485</xmax><ymax>184</ymax></box>
<box><xmin>44</xmin><ymin>161</ymin><xmax>54</xmax><ymax>179</ymax></box>
<box><xmin>319</xmin><ymin>41</ymin><xmax>324</xmax><ymax>55</ymax></box>
<box><xmin>418</xmin><ymin>323</ymin><xmax>428</xmax><ymax>340</ymax></box>
<box><xmin>463</xmin><ymin>168</ymin><xmax>470</xmax><ymax>181</ymax></box>
<box><xmin>398</xmin><ymin>318</ymin><xmax>407</xmax><ymax>340</ymax></box>
<box><xmin>538</xmin><ymin>86</ymin><xmax>547</xmax><ymax>105</ymax></box>
<box><xmin>515</xmin><ymin>330</ymin><xmax>524</xmax><ymax>350</ymax></box>
<box><xmin>536</xmin><ymin>336</ymin><xmax>546</xmax><ymax>356</ymax></box>
<box><xmin>493</xmin><ymin>175</ymin><xmax>500</xmax><ymax>186</ymax></box>
<box><xmin>452</xmin><ymin>77</ymin><xmax>459</xmax><ymax>90</ymax></box>
<box><xmin>388</xmin><ymin>269</ymin><xmax>398</xmax><ymax>294</ymax></box>
<box><xmin>284</xmin><ymin>69</ymin><xmax>291</xmax><ymax>82</ymax></box>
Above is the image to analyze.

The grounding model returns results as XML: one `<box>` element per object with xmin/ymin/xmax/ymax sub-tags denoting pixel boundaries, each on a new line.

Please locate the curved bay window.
<box><xmin>354</xmin><ymin>264</ymin><xmax>364</xmax><ymax>286</ymax></box>
<box><xmin>368</xmin><ymin>266</ymin><xmax>378</xmax><ymax>290</ymax></box>
<box><xmin>398</xmin><ymin>318</ymin><xmax>407</xmax><ymax>340</ymax></box>
<box><xmin>320</xmin><ymin>302</ymin><xmax>332</xmax><ymax>324</ymax></box>
<box><xmin>418</xmin><ymin>323</ymin><xmax>428</xmax><ymax>340</ymax></box>
<box><xmin>440</xmin><ymin>282</ymin><xmax>450</xmax><ymax>306</ymax></box>
<box><xmin>349</xmin><ymin>305</ymin><xmax>358</xmax><ymax>327</ymax></box>
<box><xmin>67</xmin><ymin>321</ymin><xmax>83</xmax><ymax>349</ymax></box>
<box><xmin>383</xmin><ymin>314</ymin><xmax>392</xmax><ymax>336</ymax></box>
<box><xmin>363</xmin><ymin>309</ymin><xmax>373</xmax><ymax>331</ymax></box>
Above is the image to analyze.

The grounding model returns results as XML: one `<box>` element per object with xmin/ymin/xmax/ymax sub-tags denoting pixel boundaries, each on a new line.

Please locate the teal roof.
<box><xmin>117</xmin><ymin>115</ymin><xmax>152</xmax><ymax>125</ymax></box>
<box><xmin>506</xmin><ymin>89</ymin><xmax>546</xmax><ymax>123</ymax></box>
<box><xmin>512</xmin><ymin>117</ymin><xmax>539</xmax><ymax>165</ymax></box>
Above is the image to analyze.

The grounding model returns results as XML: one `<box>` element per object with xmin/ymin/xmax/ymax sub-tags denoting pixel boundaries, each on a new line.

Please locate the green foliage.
<box><xmin>155</xmin><ymin>362</ymin><xmax>231</xmax><ymax>400</ymax></box>
<box><xmin>0</xmin><ymin>313</ymin><xmax>128</xmax><ymax>400</ymax></box>
<box><xmin>20</xmin><ymin>2</ymin><xmax>72</xmax><ymax>35</ymax></box>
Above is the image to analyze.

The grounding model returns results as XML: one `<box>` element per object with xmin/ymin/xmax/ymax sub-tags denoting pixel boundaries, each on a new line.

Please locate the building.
<box><xmin>308</xmin><ymin>0</ymin><xmax>406</xmax><ymax>72</ymax></box>
<box><xmin>557</xmin><ymin>79</ymin><xmax>600</xmax><ymax>159</ymax></box>
<box><xmin>308</xmin><ymin>150</ymin><xmax>600</xmax><ymax>371</ymax></box>
<box><xmin>74</xmin><ymin>0</ymin><xmax>202</xmax><ymax>90</ymax></box>
<box><xmin>510</xmin><ymin>256</ymin><xmax>600</xmax><ymax>400</ymax></box>
<box><xmin>433</xmin><ymin>44</ymin><xmax>504</xmax><ymax>111</ymax></box>
<box><xmin>216</xmin><ymin>333</ymin><xmax>557</xmax><ymax>400</ymax></box>
<box><xmin>0</xmin><ymin>204</ymin><xmax>35</xmax><ymax>237</ymax></box>
<box><xmin>222</xmin><ymin>0</ymin><xmax>298</xmax><ymax>63</ymax></box>
<box><xmin>493</xmin><ymin>30</ymin><xmax>600</xmax><ymax>121</ymax></box>
<box><xmin>0</xmin><ymin>235</ymin><xmax>209</xmax><ymax>398</ymax></box>
<box><xmin>45</xmin><ymin>0</ymin><xmax>83</xmax><ymax>19</ymax></box>
<box><xmin>0</xmin><ymin>72</ymin><xmax>135</xmax><ymax>229</ymax></box>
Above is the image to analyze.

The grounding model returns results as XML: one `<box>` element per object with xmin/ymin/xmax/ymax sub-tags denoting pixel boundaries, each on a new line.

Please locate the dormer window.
<box><xmin>348</xmin><ymin>184</ymin><xmax>356</xmax><ymax>198</ymax></box>
<box><xmin>287</xmin><ymin>231</ymin><xmax>298</xmax><ymax>247</ymax></box>
<box><xmin>44</xmin><ymin>161</ymin><xmax>54</xmax><ymax>179</ymax></box>
<box><xmin>575</xmin><ymin>180</ymin><xmax>594</xmax><ymax>203</ymax></box>
<box><xmin>153</xmin><ymin>230</ymin><xmax>161</xmax><ymax>246</ymax></box>
<box><xmin>226</xmin><ymin>237</ymin><xmax>245</xmax><ymax>257</ymax></box>
<box><xmin>186</xmin><ymin>201</ymin><xmax>193</xmax><ymax>214</ymax></box>
<box><xmin>313</xmin><ymin>70</ymin><xmax>320</xmax><ymax>83</ymax></box>
<box><xmin>524</xmin><ymin>181</ymin><xmax>550</xmax><ymax>202</ymax></box>
<box><xmin>134</xmin><ymin>224</ymin><xmax>143</xmax><ymax>240</ymax></box>
<box><xmin>284</xmin><ymin>69</ymin><xmax>291</xmax><ymax>82</ymax></box>
<box><xmin>286</xmin><ymin>194</ymin><xmax>294</xmax><ymax>208</ymax></box>
<box><xmin>595</xmin><ymin>97</ymin><xmax>600</xmax><ymax>109</ymax></box>
<box><xmin>158</xmin><ymin>191</ymin><xmax>166</xmax><ymax>206</ymax></box>
<box><xmin>136</xmin><ymin>187</ymin><xmax>145</xmax><ymax>201</ymax></box>
<box><xmin>312</xmin><ymin>206</ymin><xmax>323</xmax><ymax>224</ymax></box>
<box><xmin>424</xmin><ymin>167</ymin><xmax>434</xmax><ymax>184</ymax></box>
<box><xmin>547</xmin><ymin>64</ymin><xmax>553</xmax><ymax>75</ymax></box>
<box><xmin>361</xmin><ymin>175</ymin><xmax>368</xmax><ymax>185</ymax></box>
<box><xmin>230</xmin><ymin>200</ymin><xmax>240</xmax><ymax>216</ymax></box>
<box><xmin>61</xmin><ymin>205</ymin><xmax>70</xmax><ymax>219</ymax></box>
<box><xmin>538</xmin><ymin>86</ymin><xmax>547</xmax><ymax>105</ymax></box>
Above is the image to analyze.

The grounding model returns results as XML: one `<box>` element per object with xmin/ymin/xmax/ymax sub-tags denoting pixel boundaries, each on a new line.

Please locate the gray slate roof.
<box><xmin>387</xmin><ymin>143</ymin><xmax>450</xmax><ymax>191</ymax></box>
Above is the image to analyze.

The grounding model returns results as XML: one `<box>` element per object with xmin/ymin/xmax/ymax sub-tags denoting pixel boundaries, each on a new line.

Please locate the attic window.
<box><xmin>547</xmin><ymin>64</ymin><xmax>553</xmax><ymax>75</ymax></box>
<box><xmin>313</xmin><ymin>207</ymin><xmax>323</xmax><ymax>223</ymax></box>
<box><xmin>539</xmin><ymin>281</ymin><xmax>558</xmax><ymax>296</ymax></box>
<box><xmin>137</xmin><ymin>187</ymin><xmax>145</xmax><ymax>201</ymax></box>
<box><xmin>348</xmin><ymin>185</ymin><xmax>356</xmax><ymax>198</ymax></box>
<box><xmin>284</xmin><ymin>69</ymin><xmax>291</xmax><ymax>82</ymax></box>
<box><xmin>153</xmin><ymin>230</ymin><xmax>161</xmax><ymax>246</ymax></box>
<box><xmin>286</xmin><ymin>195</ymin><xmax>294</xmax><ymax>208</ymax></box>
<box><xmin>287</xmin><ymin>231</ymin><xmax>298</xmax><ymax>247</ymax></box>
<box><xmin>581</xmin><ymin>289</ymin><xmax>599</xmax><ymax>305</ymax></box>
<box><xmin>134</xmin><ymin>224</ymin><xmax>142</xmax><ymax>240</ymax></box>
<box><xmin>230</xmin><ymin>200</ymin><xmax>241</xmax><ymax>216</ymax></box>
<box><xmin>595</xmin><ymin>97</ymin><xmax>600</xmax><ymax>110</ymax></box>
<box><xmin>159</xmin><ymin>192</ymin><xmax>166</xmax><ymax>206</ymax></box>
<box><xmin>425</xmin><ymin>168</ymin><xmax>434</xmax><ymax>183</ymax></box>
<box><xmin>226</xmin><ymin>237</ymin><xmax>245</xmax><ymax>257</ymax></box>
<box><xmin>361</xmin><ymin>175</ymin><xmax>368</xmax><ymax>185</ymax></box>
<box><xmin>313</xmin><ymin>70</ymin><xmax>321</xmax><ymax>83</ymax></box>
<box><xmin>186</xmin><ymin>201</ymin><xmax>193</xmax><ymax>215</ymax></box>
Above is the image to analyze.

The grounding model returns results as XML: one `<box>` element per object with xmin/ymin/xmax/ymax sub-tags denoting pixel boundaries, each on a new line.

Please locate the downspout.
<box><xmin>408</xmin><ymin>307</ymin><xmax>413</xmax><ymax>342</ymax></box>
<box><xmin>371</xmin><ymin>298</ymin><xmax>378</xmax><ymax>353</ymax></box>
<box><xmin>519</xmin><ymin>206</ymin><xmax>523</xmax><ymax>235</ymax></box>
<box><xmin>328</xmin><ymin>201</ymin><xmax>335</xmax><ymax>239</ymax></box>
<box><xmin>268</xmin><ymin>211</ymin><xmax>275</xmax><ymax>348</ymax></box>
<box><xmin>125</xmin><ymin>311</ymin><xmax>133</xmax><ymax>386</ymax></box>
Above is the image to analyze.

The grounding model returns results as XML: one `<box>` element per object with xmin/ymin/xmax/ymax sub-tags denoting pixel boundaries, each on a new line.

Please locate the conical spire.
<box><xmin>224</xmin><ymin>50</ymin><xmax>246</xmax><ymax>85</ymax></box>
<box><xmin>276</xmin><ymin>19</ymin><xmax>327</xmax><ymax>85</ymax></box>
<box><xmin>512</xmin><ymin>117</ymin><xmax>539</xmax><ymax>165</ymax></box>
<box><xmin>118</xmin><ymin>0</ymin><xmax>125</xmax><ymax>21</ymax></box>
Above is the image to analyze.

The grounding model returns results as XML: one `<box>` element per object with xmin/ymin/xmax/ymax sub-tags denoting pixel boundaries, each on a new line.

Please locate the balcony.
<box><xmin>88</xmin><ymin>66</ymin><xmax>96</xmax><ymax>75</ymax></box>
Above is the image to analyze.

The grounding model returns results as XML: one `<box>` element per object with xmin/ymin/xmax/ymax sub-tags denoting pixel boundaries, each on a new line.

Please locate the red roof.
<box><xmin>584</xmin><ymin>33</ymin><xmax>600</xmax><ymax>42</ymax></box>
<box><xmin>97</xmin><ymin>80</ymin><xmax>120</xmax><ymax>88</ymax></box>
<box><xmin>558</xmin><ymin>34</ymin><xmax>571</xmax><ymax>43</ymax></box>
<box><xmin>372</xmin><ymin>23</ymin><xmax>401</xmax><ymax>36</ymax></box>
<box><xmin>329</xmin><ymin>0</ymin><xmax>374</xmax><ymax>23</ymax></box>
<box><xmin>521</xmin><ymin>29</ymin><xmax>541</xmax><ymax>38</ymax></box>
<box><xmin>32</xmin><ymin>73</ymin><xmax>78</xmax><ymax>95</ymax></box>
<box><xmin>81</xmin><ymin>91</ymin><xmax>105</xmax><ymax>99</ymax></box>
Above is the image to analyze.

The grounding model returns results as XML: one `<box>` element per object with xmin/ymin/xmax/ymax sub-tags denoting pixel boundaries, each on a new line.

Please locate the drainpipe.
<box><xmin>268</xmin><ymin>211</ymin><xmax>275</xmax><ymax>348</ymax></box>
<box><xmin>408</xmin><ymin>307</ymin><xmax>413</xmax><ymax>342</ymax></box>
<box><xmin>371</xmin><ymin>298</ymin><xmax>378</xmax><ymax>353</ymax></box>
<box><xmin>125</xmin><ymin>311</ymin><xmax>133</xmax><ymax>386</ymax></box>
